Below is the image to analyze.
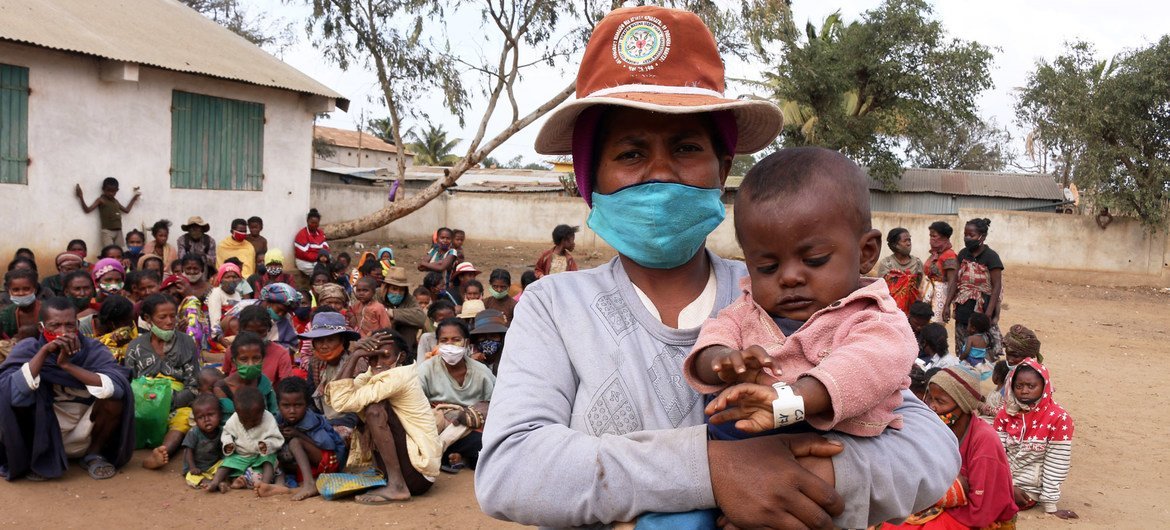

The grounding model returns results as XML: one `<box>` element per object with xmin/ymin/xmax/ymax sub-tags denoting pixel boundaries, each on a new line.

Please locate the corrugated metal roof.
<box><xmin>0</xmin><ymin>0</ymin><xmax>348</xmax><ymax>109</ymax></box>
<box><xmin>313</xmin><ymin>166</ymin><xmax>391</xmax><ymax>181</ymax></box>
<box><xmin>315</xmin><ymin>126</ymin><xmax>404</xmax><ymax>154</ymax></box>
<box><xmin>727</xmin><ymin>168</ymin><xmax>1064</xmax><ymax>201</ymax></box>
<box><xmin>869</xmin><ymin>168</ymin><xmax>1064</xmax><ymax>200</ymax></box>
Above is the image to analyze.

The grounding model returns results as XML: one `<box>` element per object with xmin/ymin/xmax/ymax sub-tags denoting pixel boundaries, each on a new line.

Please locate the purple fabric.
<box><xmin>571</xmin><ymin>107</ymin><xmax>740</xmax><ymax>207</ymax></box>
<box><xmin>0</xmin><ymin>336</ymin><xmax>135</xmax><ymax>480</ymax></box>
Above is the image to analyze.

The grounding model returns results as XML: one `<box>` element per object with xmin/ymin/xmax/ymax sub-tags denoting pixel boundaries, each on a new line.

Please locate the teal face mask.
<box><xmin>587</xmin><ymin>182</ymin><xmax>725</xmax><ymax>269</ymax></box>
<box><xmin>150</xmin><ymin>324</ymin><xmax>175</xmax><ymax>342</ymax></box>
<box><xmin>386</xmin><ymin>292</ymin><xmax>405</xmax><ymax>305</ymax></box>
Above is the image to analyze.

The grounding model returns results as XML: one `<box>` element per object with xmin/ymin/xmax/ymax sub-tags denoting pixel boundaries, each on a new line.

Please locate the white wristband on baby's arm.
<box><xmin>772</xmin><ymin>382</ymin><xmax>806</xmax><ymax>428</ymax></box>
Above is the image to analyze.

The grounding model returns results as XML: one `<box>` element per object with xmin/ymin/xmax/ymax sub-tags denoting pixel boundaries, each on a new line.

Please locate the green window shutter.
<box><xmin>170</xmin><ymin>90</ymin><xmax>264</xmax><ymax>190</ymax></box>
<box><xmin>0</xmin><ymin>64</ymin><xmax>29</xmax><ymax>185</ymax></box>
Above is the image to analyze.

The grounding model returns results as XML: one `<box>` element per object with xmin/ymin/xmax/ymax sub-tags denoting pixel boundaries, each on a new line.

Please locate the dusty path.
<box><xmin>1</xmin><ymin>239</ymin><xmax>1166</xmax><ymax>529</ymax></box>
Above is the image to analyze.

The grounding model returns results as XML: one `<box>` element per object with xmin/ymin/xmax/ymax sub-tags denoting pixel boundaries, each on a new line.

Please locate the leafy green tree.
<box><xmin>755</xmin><ymin>0</ymin><xmax>994</xmax><ymax>186</ymax></box>
<box><xmin>1018</xmin><ymin>39</ymin><xmax>1170</xmax><ymax>227</ymax></box>
<box><xmin>407</xmin><ymin>123</ymin><xmax>461</xmax><ymax>166</ymax></box>
<box><xmin>908</xmin><ymin>119</ymin><xmax>1010</xmax><ymax>171</ymax></box>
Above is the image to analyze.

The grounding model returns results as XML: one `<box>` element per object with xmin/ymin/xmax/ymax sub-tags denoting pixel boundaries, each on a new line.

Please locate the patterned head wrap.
<box><xmin>314</xmin><ymin>283</ymin><xmax>347</xmax><ymax>304</ymax></box>
<box><xmin>1004</xmin><ymin>324</ymin><xmax>1042</xmax><ymax>361</ymax></box>
<box><xmin>56</xmin><ymin>252</ymin><xmax>83</xmax><ymax>268</ymax></box>
<box><xmin>260</xmin><ymin>282</ymin><xmax>302</xmax><ymax>306</ymax></box>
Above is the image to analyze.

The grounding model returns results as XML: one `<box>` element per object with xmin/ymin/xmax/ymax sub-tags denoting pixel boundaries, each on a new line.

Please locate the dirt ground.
<box><xmin>1</xmin><ymin>239</ymin><xmax>1167</xmax><ymax>529</ymax></box>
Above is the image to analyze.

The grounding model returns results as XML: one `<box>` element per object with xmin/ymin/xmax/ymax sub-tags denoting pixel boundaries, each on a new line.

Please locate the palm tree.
<box><xmin>407</xmin><ymin>123</ymin><xmax>461</xmax><ymax>166</ymax></box>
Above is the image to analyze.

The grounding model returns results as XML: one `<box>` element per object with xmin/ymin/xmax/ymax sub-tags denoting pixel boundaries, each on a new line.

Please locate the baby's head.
<box><xmin>232</xmin><ymin>386</ymin><xmax>265</xmax><ymax>429</ymax></box>
<box><xmin>197</xmin><ymin>366</ymin><xmax>224</xmax><ymax>394</ymax></box>
<box><xmin>967</xmin><ymin>312</ymin><xmax>991</xmax><ymax>335</ymax></box>
<box><xmin>191</xmin><ymin>394</ymin><xmax>222</xmax><ymax>435</ymax></box>
<box><xmin>991</xmin><ymin>360</ymin><xmax>1010</xmax><ymax>388</ymax></box>
<box><xmin>735</xmin><ymin>147</ymin><xmax>881</xmax><ymax>320</ymax></box>
<box><xmin>276</xmin><ymin>376</ymin><xmax>312</xmax><ymax>427</ymax></box>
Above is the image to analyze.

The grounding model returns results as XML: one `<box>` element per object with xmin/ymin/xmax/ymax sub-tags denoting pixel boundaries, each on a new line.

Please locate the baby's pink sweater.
<box><xmin>684</xmin><ymin>276</ymin><xmax>915</xmax><ymax>437</ymax></box>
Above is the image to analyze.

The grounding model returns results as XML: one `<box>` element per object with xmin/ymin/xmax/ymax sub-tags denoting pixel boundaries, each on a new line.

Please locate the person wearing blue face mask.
<box><xmin>379</xmin><ymin>267</ymin><xmax>425</xmax><ymax>358</ymax></box>
<box><xmin>475</xmin><ymin>6</ymin><xmax>960</xmax><ymax>530</ymax></box>
<box><xmin>123</xmin><ymin>230</ymin><xmax>147</xmax><ymax>271</ymax></box>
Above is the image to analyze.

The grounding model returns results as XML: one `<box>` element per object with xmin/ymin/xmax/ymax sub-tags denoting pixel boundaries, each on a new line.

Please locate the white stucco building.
<box><xmin>0</xmin><ymin>0</ymin><xmax>347</xmax><ymax>269</ymax></box>
<box><xmin>313</xmin><ymin>126</ymin><xmax>413</xmax><ymax>170</ymax></box>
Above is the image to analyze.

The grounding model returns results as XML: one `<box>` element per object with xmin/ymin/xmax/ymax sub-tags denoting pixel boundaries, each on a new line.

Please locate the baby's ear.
<box><xmin>858</xmin><ymin>229</ymin><xmax>882</xmax><ymax>274</ymax></box>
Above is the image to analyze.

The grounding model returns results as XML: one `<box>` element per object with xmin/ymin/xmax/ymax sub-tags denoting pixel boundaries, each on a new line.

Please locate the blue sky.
<box><xmin>253</xmin><ymin>0</ymin><xmax>1168</xmax><ymax>167</ymax></box>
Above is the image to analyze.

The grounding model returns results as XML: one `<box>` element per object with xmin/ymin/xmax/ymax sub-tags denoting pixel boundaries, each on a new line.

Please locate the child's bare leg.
<box><xmin>285</xmin><ymin>438</ymin><xmax>322</xmax><ymax>501</ymax></box>
<box><xmin>205</xmin><ymin>467</ymin><xmax>232</xmax><ymax>494</ymax></box>
<box><xmin>260</xmin><ymin>462</ymin><xmax>275</xmax><ymax>485</ymax></box>
<box><xmin>230</xmin><ymin>475</ymin><xmax>247</xmax><ymax>489</ymax></box>
<box><xmin>143</xmin><ymin>430</ymin><xmax>184</xmax><ymax>469</ymax></box>
<box><xmin>357</xmin><ymin>402</ymin><xmax>411</xmax><ymax>501</ymax></box>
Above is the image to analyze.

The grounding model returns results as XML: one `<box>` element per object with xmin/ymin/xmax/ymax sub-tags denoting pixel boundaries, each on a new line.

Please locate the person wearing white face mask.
<box><xmin>416</xmin><ymin>317</ymin><xmax>493</xmax><ymax>474</ymax></box>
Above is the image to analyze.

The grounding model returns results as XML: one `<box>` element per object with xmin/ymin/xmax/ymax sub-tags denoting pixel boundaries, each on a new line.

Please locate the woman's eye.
<box><xmin>676</xmin><ymin>143</ymin><xmax>702</xmax><ymax>153</ymax></box>
<box><xmin>616</xmin><ymin>150</ymin><xmax>643</xmax><ymax>160</ymax></box>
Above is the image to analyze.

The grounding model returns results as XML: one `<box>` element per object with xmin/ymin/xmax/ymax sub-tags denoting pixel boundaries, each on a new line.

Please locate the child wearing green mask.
<box><xmin>482</xmin><ymin>269</ymin><xmax>517</xmax><ymax>324</ymax></box>
<box><xmin>215</xmin><ymin>331</ymin><xmax>279</xmax><ymax>418</ymax></box>
<box><xmin>124</xmin><ymin>293</ymin><xmax>202</xmax><ymax>471</ymax></box>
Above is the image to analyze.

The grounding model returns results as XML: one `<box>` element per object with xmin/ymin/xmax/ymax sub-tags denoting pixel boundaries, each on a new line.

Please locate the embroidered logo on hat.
<box><xmin>612</xmin><ymin>15</ymin><xmax>671</xmax><ymax>71</ymax></box>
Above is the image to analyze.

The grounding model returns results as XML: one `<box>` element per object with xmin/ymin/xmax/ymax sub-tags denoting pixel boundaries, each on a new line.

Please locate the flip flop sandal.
<box><xmin>25</xmin><ymin>471</ymin><xmax>46</xmax><ymax>482</ymax></box>
<box><xmin>81</xmin><ymin>454</ymin><xmax>116</xmax><ymax>480</ymax></box>
<box><xmin>440</xmin><ymin>462</ymin><xmax>464</xmax><ymax>474</ymax></box>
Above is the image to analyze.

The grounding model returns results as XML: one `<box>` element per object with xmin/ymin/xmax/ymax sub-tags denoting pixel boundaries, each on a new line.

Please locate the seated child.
<box><xmin>349</xmin><ymin>277</ymin><xmax>392</xmax><ymax>338</ymax></box>
<box><xmin>255</xmin><ymin>376</ymin><xmax>347</xmax><ymax>501</ymax></box>
<box><xmin>961</xmin><ymin>312</ymin><xmax>993</xmax><ymax>368</ymax></box>
<box><xmin>920</xmin><ymin>323</ymin><xmax>958</xmax><ymax>370</ymax></box>
<box><xmin>215</xmin><ymin>332</ymin><xmax>279</xmax><ymax>417</ymax></box>
<box><xmin>182</xmin><ymin>394</ymin><xmax>224</xmax><ymax>489</ymax></box>
<box><xmin>978</xmin><ymin>360</ymin><xmax>1011</xmax><ymax>423</ymax></box>
<box><xmin>412</xmin><ymin>286</ymin><xmax>433</xmax><ymax>313</ymax></box>
<box><xmin>206</xmin><ymin>386</ymin><xmax>282</xmax><ymax>493</ymax></box>
<box><xmin>683</xmin><ymin>147</ymin><xmax>916</xmax><ymax>439</ymax></box>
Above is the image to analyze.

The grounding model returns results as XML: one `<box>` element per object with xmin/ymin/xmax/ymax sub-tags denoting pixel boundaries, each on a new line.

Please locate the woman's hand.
<box><xmin>941</xmin><ymin>306</ymin><xmax>952</xmax><ymax>323</ymax></box>
<box><xmin>710</xmin><ymin>434</ymin><xmax>843</xmax><ymax>529</ymax></box>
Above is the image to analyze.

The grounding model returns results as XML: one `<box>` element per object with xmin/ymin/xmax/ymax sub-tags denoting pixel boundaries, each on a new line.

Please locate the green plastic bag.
<box><xmin>132</xmin><ymin>377</ymin><xmax>173</xmax><ymax>449</ymax></box>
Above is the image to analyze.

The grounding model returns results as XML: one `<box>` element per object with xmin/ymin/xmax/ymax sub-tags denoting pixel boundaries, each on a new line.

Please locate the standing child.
<box><xmin>349</xmin><ymin>277</ymin><xmax>392</xmax><ymax>338</ymax></box>
<box><xmin>683</xmin><ymin>148</ymin><xmax>915</xmax><ymax>442</ymax></box>
<box><xmin>451</xmin><ymin>230</ymin><xmax>467</xmax><ymax>266</ymax></box>
<box><xmin>206</xmin><ymin>386</ymin><xmax>282</xmax><ymax>493</ymax></box>
<box><xmin>75</xmin><ymin>177</ymin><xmax>141</xmax><ymax>246</ymax></box>
<box><xmin>182</xmin><ymin>394</ymin><xmax>225</xmax><ymax>488</ymax></box>
<box><xmin>246</xmin><ymin>216</ymin><xmax>268</xmax><ymax>270</ymax></box>
<box><xmin>533</xmin><ymin>225</ymin><xmax>578</xmax><ymax>278</ymax></box>
<box><xmin>254</xmin><ymin>376</ymin><xmax>347</xmax><ymax>500</ymax></box>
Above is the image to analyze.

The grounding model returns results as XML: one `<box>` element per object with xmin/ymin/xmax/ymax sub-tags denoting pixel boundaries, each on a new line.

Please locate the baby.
<box><xmin>206</xmin><ymin>386</ymin><xmax>283</xmax><ymax>493</ymax></box>
<box><xmin>684</xmin><ymin>147</ymin><xmax>916</xmax><ymax>438</ymax></box>
<box><xmin>182</xmin><ymin>394</ymin><xmax>224</xmax><ymax>489</ymax></box>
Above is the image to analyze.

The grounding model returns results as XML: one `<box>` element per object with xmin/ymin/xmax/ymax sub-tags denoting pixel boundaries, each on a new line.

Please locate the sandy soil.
<box><xmin>1</xmin><ymin>239</ymin><xmax>1167</xmax><ymax>529</ymax></box>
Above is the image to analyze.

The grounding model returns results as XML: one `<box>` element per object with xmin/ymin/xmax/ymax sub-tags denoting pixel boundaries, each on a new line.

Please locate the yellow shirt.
<box><xmin>325</xmin><ymin>366</ymin><xmax>442</xmax><ymax>479</ymax></box>
<box><xmin>216</xmin><ymin>237</ymin><xmax>256</xmax><ymax>278</ymax></box>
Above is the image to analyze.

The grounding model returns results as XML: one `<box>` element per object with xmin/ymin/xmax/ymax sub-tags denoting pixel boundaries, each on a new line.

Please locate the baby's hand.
<box><xmin>709</xmin><ymin>345</ymin><xmax>777</xmax><ymax>385</ymax></box>
<box><xmin>190</xmin><ymin>467</ymin><xmax>203</xmax><ymax>476</ymax></box>
<box><xmin>258</xmin><ymin>442</ymin><xmax>268</xmax><ymax>455</ymax></box>
<box><xmin>223</xmin><ymin>443</ymin><xmax>235</xmax><ymax>455</ymax></box>
<box><xmin>705</xmin><ymin>383</ymin><xmax>781</xmax><ymax>433</ymax></box>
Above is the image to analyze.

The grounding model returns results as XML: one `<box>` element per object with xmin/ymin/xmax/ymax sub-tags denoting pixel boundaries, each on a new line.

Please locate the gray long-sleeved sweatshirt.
<box><xmin>476</xmin><ymin>253</ymin><xmax>960</xmax><ymax>528</ymax></box>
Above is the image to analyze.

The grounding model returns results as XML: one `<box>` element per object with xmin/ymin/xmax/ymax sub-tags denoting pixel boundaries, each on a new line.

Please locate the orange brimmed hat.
<box><xmin>534</xmin><ymin>6</ymin><xmax>783</xmax><ymax>156</ymax></box>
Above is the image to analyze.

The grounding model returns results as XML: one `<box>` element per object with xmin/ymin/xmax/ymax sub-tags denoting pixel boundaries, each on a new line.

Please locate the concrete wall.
<box><xmin>314</xmin><ymin>146</ymin><xmax>411</xmax><ymax>170</ymax></box>
<box><xmin>312</xmin><ymin>185</ymin><xmax>1170</xmax><ymax>287</ymax></box>
<box><xmin>0</xmin><ymin>41</ymin><xmax>319</xmax><ymax>271</ymax></box>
